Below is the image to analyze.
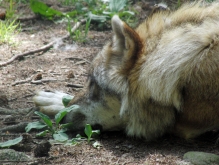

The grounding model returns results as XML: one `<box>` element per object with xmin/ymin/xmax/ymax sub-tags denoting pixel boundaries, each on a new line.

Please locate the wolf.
<box><xmin>34</xmin><ymin>1</ymin><xmax>219</xmax><ymax>141</ymax></box>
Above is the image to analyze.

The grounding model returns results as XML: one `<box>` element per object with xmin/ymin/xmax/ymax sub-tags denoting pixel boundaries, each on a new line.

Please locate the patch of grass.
<box><xmin>59</xmin><ymin>0</ymin><xmax>77</xmax><ymax>6</ymax></box>
<box><xmin>0</xmin><ymin>19</ymin><xmax>20</xmax><ymax>44</ymax></box>
<box><xmin>71</xmin><ymin>18</ymin><xmax>91</xmax><ymax>42</ymax></box>
<box><xmin>29</xmin><ymin>0</ymin><xmax>137</xmax><ymax>42</ymax></box>
<box><xmin>0</xmin><ymin>0</ymin><xmax>20</xmax><ymax>44</ymax></box>
<box><xmin>16</xmin><ymin>0</ymin><xmax>29</xmax><ymax>3</ymax></box>
<box><xmin>5</xmin><ymin>0</ymin><xmax>16</xmax><ymax>19</ymax></box>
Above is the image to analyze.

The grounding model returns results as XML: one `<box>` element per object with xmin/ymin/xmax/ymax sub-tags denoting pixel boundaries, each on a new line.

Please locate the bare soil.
<box><xmin>0</xmin><ymin>1</ymin><xmax>219</xmax><ymax>164</ymax></box>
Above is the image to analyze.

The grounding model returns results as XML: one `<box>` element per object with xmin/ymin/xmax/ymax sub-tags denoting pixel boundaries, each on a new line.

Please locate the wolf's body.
<box><xmin>34</xmin><ymin>2</ymin><xmax>219</xmax><ymax>141</ymax></box>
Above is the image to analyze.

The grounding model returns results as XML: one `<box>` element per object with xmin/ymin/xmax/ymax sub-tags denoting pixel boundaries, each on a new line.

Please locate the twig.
<box><xmin>17</xmin><ymin>15</ymin><xmax>39</xmax><ymax>21</ymax></box>
<box><xmin>0</xmin><ymin>122</ymin><xmax>29</xmax><ymax>133</ymax></box>
<box><xmin>0</xmin><ymin>42</ymin><xmax>55</xmax><ymax>67</ymax></box>
<box><xmin>31</xmin><ymin>79</ymin><xmax>65</xmax><ymax>84</ymax></box>
<box><xmin>11</xmin><ymin>75</ymin><xmax>35</xmax><ymax>86</ymax></box>
<box><xmin>0</xmin><ymin>107</ymin><xmax>34</xmax><ymax>115</ymax></box>
<box><xmin>0</xmin><ymin>20</ymin><xmax>85</xmax><ymax>67</ymax></box>
<box><xmin>66</xmin><ymin>83</ymin><xmax>84</xmax><ymax>88</ymax></box>
<box><xmin>66</xmin><ymin>57</ymin><xmax>91</xmax><ymax>64</ymax></box>
<box><xmin>0</xmin><ymin>160</ymin><xmax>34</xmax><ymax>163</ymax></box>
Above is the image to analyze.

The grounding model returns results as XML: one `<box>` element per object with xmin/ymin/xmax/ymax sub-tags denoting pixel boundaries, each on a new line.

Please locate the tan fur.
<box><xmin>34</xmin><ymin>1</ymin><xmax>219</xmax><ymax>141</ymax></box>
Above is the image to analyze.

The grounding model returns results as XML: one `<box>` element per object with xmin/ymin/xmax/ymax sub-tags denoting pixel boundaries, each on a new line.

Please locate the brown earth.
<box><xmin>0</xmin><ymin>1</ymin><xmax>219</xmax><ymax>164</ymax></box>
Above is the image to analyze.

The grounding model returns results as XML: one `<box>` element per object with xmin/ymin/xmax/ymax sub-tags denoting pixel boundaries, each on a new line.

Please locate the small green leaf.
<box><xmin>30</xmin><ymin>0</ymin><xmax>62</xmax><ymax>19</ymax></box>
<box><xmin>122</xmin><ymin>11</ymin><xmax>135</xmax><ymax>16</ymax></box>
<box><xmin>25</xmin><ymin>121</ymin><xmax>47</xmax><ymax>132</ymax></box>
<box><xmin>55</xmin><ymin>105</ymin><xmax>80</xmax><ymax>126</ymax></box>
<box><xmin>84</xmin><ymin>124</ymin><xmax>92</xmax><ymax>142</ymax></box>
<box><xmin>88</xmin><ymin>12</ymin><xmax>108</xmax><ymax>22</ymax></box>
<box><xmin>60</xmin><ymin>122</ymin><xmax>74</xmax><ymax>129</ymax></box>
<box><xmin>71</xmin><ymin>139</ymin><xmax>79</xmax><ymax>145</ymax></box>
<box><xmin>62</xmin><ymin>95</ymin><xmax>74</xmax><ymax>107</ymax></box>
<box><xmin>109</xmin><ymin>0</ymin><xmax>127</xmax><ymax>12</ymax></box>
<box><xmin>76</xmin><ymin>134</ymin><xmax>82</xmax><ymax>138</ymax></box>
<box><xmin>0</xmin><ymin>136</ymin><xmax>23</xmax><ymax>148</ymax></box>
<box><xmin>36</xmin><ymin>130</ymin><xmax>49</xmax><ymax>137</ymax></box>
<box><xmin>65</xmin><ymin>11</ymin><xmax>78</xmax><ymax>17</ymax></box>
<box><xmin>92</xmin><ymin>130</ymin><xmax>100</xmax><ymax>135</ymax></box>
<box><xmin>53</xmin><ymin>132</ymin><xmax>68</xmax><ymax>142</ymax></box>
<box><xmin>34</xmin><ymin>111</ymin><xmax>53</xmax><ymax>129</ymax></box>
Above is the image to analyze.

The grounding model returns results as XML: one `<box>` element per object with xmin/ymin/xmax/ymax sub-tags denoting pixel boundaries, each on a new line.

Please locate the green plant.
<box><xmin>59</xmin><ymin>0</ymin><xmax>77</xmax><ymax>6</ymax></box>
<box><xmin>0</xmin><ymin>19</ymin><xmax>20</xmax><ymax>44</ymax></box>
<box><xmin>0</xmin><ymin>136</ymin><xmax>23</xmax><ymax>148</ymax></box>
<box><xmin>25</xmin><ymin>95</ymin><xmax>100</xmax><ymax>144</ymax></box>
<box><xmin>68</xmin><ymin>124</ymin><xmax>100</xmax><ymax>145</ymax></box>
<box><xmin>25</xmin><ymin>105</ymin><xmax>78</xmax><ymax>142</ymax></box>
<box><xmin>62</xmin><ymin>95</ymin><xmax>74</xmax><ymax>107</ymax></box>
<box><xmin>29</xmin><ymin>0</ymin><xmax>136</xmax><ymax>39</ymax></box>
<box><xmin>84</xmin><ymin>124</ymin><xmax>100</xmax><ymax>143</ymax></box>
<box><xmin>85</xmin><ymin>18</ymin><xmax>91</xmax><ymax>38</ymax></box>
<box><xmin>5</xmin><ymin>0</ymin><xmax>16</xmax><ymax>19</ymax></box>
<box><xmin>89</xmin><ymin>0</ymin><xmax>134</xmax><ymax>22</ymax></box>
<box><xmin>71</xmin><ymin>18</ymin><xmax>91</xmax><ymax>42</ymax></box>
<box><xmin>25</xmin><ymin>111</ymin><xmax>100</xmax><ymax>144</ymax></box>
<box><xmin>30</xmin><ymin>0</ymin><xmax>63</xmax><ymax>20</ymax></box>
<box><xmin>177</xmin><ymin>0</ymin><xmax>181</xmax><ymax>8</ymax></box>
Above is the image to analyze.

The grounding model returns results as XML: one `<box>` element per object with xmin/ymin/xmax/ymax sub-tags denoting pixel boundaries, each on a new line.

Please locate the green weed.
<box><xmin>59</xmin><ymin>0</ymin><xmax>77</xmax><ymax>6</ymax></box>
<box><xmin>25</xmin><ymin>105</ymin><xmax>78</xmax><ymax>142</ymax></box>
<box><xmin>5</xmin><ymin>0</ymin><xmax>16</xmax><ymax>19</ymax></box>
<box><xmin>25</xmin><ymin>95</ymin><xmax>100</xmax><ymax>144</ymax></box>
<box><xmin>72</xmin><ymin>18</ymin><xmax>91</xmax><ymax>42</ymax></box>
<box><xmin>0</xmin><ymin>19</ymin><xmax>20</xmax><ymax>44</ymax></box>
<box><xmin>29</xmin><ymin>0</ymin><xmax>137</xmax><ymax>41</ymax></box>
<box><xmin>84</xmin><ymin>124</ymin><xmax>100</xmax><ymax>143</ymax></box>
<box><xmin>69</xmin><ymin>124</ymin><xmax>100</xmax><ymax>145</ymax></box>
<box><xmin>0</xmin><ymin>136</ymin><xmax>23</xmax><ymax>148</ymax></box>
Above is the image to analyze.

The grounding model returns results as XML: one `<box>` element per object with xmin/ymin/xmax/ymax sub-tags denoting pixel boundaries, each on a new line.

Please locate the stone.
<box><xmin>0</xmin><ymin>149</ymin><xmax>33</xmax><ymax>161</ymax></box>
<box><xmin>183</xmin><ymin>151</ymin><xmax>219</xmax><ymax>165</ymax></box>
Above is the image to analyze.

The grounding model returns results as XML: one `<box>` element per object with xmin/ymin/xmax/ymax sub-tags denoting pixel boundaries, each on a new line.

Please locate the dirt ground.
<box><xmin>0</xmin><ymin>1</ymin><xmax>219</xmax><ymax>164</ymax></box>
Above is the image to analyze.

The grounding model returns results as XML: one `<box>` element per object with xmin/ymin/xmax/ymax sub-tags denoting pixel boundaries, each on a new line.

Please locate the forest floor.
<box><xmin>0</xmin><ymin>0</ymin><xmax>219</xmax><ymax>164</ymax></box>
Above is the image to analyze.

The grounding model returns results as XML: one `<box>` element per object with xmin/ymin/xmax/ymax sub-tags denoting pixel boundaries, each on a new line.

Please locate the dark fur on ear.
<box><xmin>111</xmin><ymin>15</ymin><xmax>143</xmax><ymax>74</ymax></box>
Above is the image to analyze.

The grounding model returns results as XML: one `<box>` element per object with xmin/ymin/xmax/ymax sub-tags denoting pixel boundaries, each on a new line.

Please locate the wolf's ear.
<box><xmin>111</xmin><ymin>15</ymin><xmax>143</xmax><ymax>72</ymax></box>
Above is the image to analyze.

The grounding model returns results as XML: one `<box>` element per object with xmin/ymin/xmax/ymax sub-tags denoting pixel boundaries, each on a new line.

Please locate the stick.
<box><xmin>31</xmin><ymin>79</ymin><xmax>65</xmax><ymax>84</ymax></box>
<box><xmin>66</xmin><ymin>83</ymin><xmax>84</xmax><ymax>88</ymax></box>
<box><xmin>0</xmin><ymin>107</ymin><xmax>34</xmax><ymax>115</ymax></box>
<box><xmin>11</xmin><ymin>75</ymin><xmax>35</xmax><ymax>86</ymax></box>
<box><xmin>66</xmin><ymin>57</ymin><xmax>91</xmax><ymax>64</ymax></box>
<box><xmin>0</xmin><ymin>122</ymin><xmax>29</xmax><ymax>133</ymax></box>
<box><xmin>0</xmin><ymin>20</ymin><xmax>85</xmax><ymax>67</ymax></box>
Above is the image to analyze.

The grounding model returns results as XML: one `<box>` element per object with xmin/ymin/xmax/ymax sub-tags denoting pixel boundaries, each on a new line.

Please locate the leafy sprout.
<box><xmin>0</xmin><ymin>136</ymin><xmax>23</xmax><ymax>148</ymax></box>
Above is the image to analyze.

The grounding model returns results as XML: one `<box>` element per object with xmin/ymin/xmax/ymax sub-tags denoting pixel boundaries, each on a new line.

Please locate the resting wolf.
<box><xmin>34</xmin><ymin>2</ymin><xmax>219</xmax><ymax>141</ymax></box>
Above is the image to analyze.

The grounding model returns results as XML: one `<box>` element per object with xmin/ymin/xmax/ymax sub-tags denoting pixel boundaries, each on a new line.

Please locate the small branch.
<box><xmin>66</xmin><ymin>83</ymin><xmax>84</xmax><ymax>88</ymax></box>
<box><xmin>0</xmin><ymin>160</ymin><xmax>34</xmax><ymax>163</ymax></box>
<box><xmin>0</xmin><ymin>107</ymin><xmax>34</xmax><ymax>115</ymax></box>
<box><xmin>0</xmin><ymin>122</ymin><xmax>29</xmax><ymax>133</ymax></box>
<box><xmin>17</xmin><ymin>15</ymin><xmax>39</xmax><ymax>21</ymax></box>
<box><xmin>11</xmin><ymin>75</ymin><xmax>35</xmax><ymax>86</ymax></box>
<box><xmin>66</xmin><ymin>57</ymin><xmax>91</xmax><ymax>64</ymax></box>
<box><xmin>0</xmin><ymin>42</ymin><xmax>55</xmax><ymax>67</ymax></box>
<box><xmin>0</xmin><ymin>20</ymin><xmax>85</xmax><ymax>67</ymax></box>
<box><xmin>31</xmin><ymin>79</ymin><xmax>65</xmax><ymax>84</ymax></box>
